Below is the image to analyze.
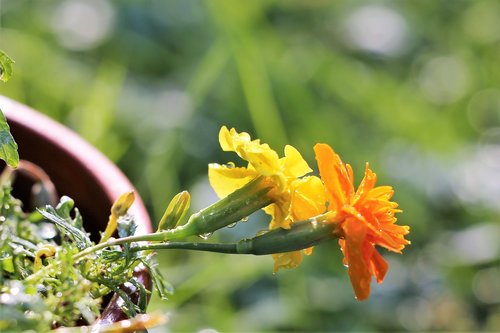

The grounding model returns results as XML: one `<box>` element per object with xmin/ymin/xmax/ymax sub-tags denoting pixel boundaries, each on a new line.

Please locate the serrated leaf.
<box><xmin>0</xmin><ymin>110</ymin><xmax>19</xmax><ymax>168</ymax></box>
<box><xmin>129</xmin><ymin>278</ymin><xmax>148</xmax><ymax>312</ymax></box>
<box><xmin>38</xmin><ymin>207</ymin><xmax>92</xmax><ymax>250</ymax></box>
<box><xmin>0</xmin><ymin>50</ymin><xmax>14</xmax><ymax>83</ymax></box>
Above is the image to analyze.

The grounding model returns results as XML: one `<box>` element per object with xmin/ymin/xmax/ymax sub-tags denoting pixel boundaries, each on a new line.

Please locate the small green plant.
<box><xmin>0</xmin><ymin>183</ymin><xmax>168</xmax><ymax>331</ymax></box>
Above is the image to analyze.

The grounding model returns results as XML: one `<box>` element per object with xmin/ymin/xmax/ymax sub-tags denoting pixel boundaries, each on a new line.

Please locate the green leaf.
<box><xmin>38</xmin><ymin>206</ymin><xmax>92</xmax><ymax>250</ymax></box>
<box><xmin>0</xmin><ymin>110</ymin><xmax>19</xmax><ymax>168</ymax></box>
<box><xmin>0</xmin><ymin>50</ymin><xmax>14</xmax><ymax>83</ymax></box>
<box><xmin>140</xmin><ymin>255</ymin><xmax>174</xmax><ymax>300</ymax></box>
<box><xmin>129</xmin><ymin>278</ymin><xmax>148</xmax><ymax>312</ymax></box>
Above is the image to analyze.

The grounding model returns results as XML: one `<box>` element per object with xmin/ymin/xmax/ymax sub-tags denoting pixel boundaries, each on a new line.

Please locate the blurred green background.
<box><xmin>2</xmin><ymin>0</ymin><xmax>500</xmax><ymax>331</ymax></box>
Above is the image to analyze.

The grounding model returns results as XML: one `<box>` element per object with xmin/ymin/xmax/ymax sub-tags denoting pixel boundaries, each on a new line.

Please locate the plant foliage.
<box><xmin>0</xmin><ymin>182</ymin><xmax>169</xmax><ymax>332</ymax></box>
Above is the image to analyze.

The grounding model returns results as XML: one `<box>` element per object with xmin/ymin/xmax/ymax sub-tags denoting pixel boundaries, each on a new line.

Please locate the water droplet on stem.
<box><xmin>199</xmin><ymin>233</ymin><xmax>212</xmax><ymax>240</ymax></box>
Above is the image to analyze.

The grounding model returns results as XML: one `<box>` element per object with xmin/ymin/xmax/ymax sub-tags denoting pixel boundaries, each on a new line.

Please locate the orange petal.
<box><xmin>346</xmin><ymin>163</ymin><xmax>354</xmax><ymax>186</ymax></box>
<box><xmin>368</xmin><ymin>186</ymin><xmax>394</xmax><ymax>200</ymax></box>
<box><xmin>380</xmin><ymin>223</ymin><xmax>410</xmax><ymax>236</ymax></box>
<box><xmin>343</xmin><ymin>218</ymin><xmax>371</xmax><ymax>301</ymax></box>
<box><xmin>369</xmin><ymin>248</ymin><xmax>388</xmax><ymax>284</ymax></box>
<box><xmin>314</xmin><ymin>144</ymin><xmax>353</xmax><ymax>212</ymax></box>
<box><xmin>352</xmin><ymin>163</ymin><xmax>377</xmax><ymax>206</ymax></box>
<box><xmin>304</xmin><ymin>247</ymin><xmax>314</xmax><ymax>255</ymax></box>
<box><xmin>342</xmin><ymin>205</ymin><xmax>380</xmax><ymax>235</ymax></box>
<box><xmin>338</xmin><ymin>239</ymin><xmax>349</xmax><ymax>267</ymax></box>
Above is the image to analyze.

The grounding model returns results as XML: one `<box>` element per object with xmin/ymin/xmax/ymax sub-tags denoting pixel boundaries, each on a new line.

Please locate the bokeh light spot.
<box><xmin>51</xmin><ymin>0</ymin><xmax>115</xmax><ymax>51</ymax></box>
<box><xmin>418</xmin><ymin>56</ymin><xmax>469</xmax><ymax>105</ymax></box>
<box><xmin>443</xmin><ymin>223</ymin><xmax>500</xmax><ymax>266</ymax></box>
<box><xmin>344</xmin><ymin>5</ymin><xmax>408</xmax><ymax>56</ymax></box>
<box><xmin>472</xmin><ymin>267</ymin><xmax>500</xmax><ymax>304</ymax></box>
<box><xmin>467</xmin><ymin>89</ymin><xmax>500</xmax><ymax>132</ymax></box>
<box><xmin>397</xmin><ymin>297</ymin><xmax>432</xmax><ymax>330</ymax></box>
<box><xmin>463</xmin><ymin>0</ymin><xmax>500</xmax><ymax>44</ymax></box>
<box><xmin>478</xmin><ymin>127</ymin><xmax>500</xmax><ymax>169</ymax></box>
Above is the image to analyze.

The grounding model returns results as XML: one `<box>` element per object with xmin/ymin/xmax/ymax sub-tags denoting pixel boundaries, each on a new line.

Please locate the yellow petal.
<box><xmin>219</xmin><ymin>126</ymin><xmax>281</xmax><ymax>176</ymax></box>
<box><xmin>272</xmin><ymin>251</ymin><xmax>303</xmax><ymax>273</ymax></box>
<box><xmin>219</xmin><ymin>126</ymin><xmax>233</xmax><ymax>151</ymax></box>
<box><xmin>290</xmin><ymin>176</ymin><xmax>327</xmax><ymax>221</ymax></box>
<box><xmin>244</xmin><ymin>148</ymin><xmax>281</xmax><ymax>176</ymax></box>
<box><xmin>282</xmin><ymin>145</ymin><xmax>312</xmax><ymax>178</ymax></box>
<box><xmin>208</xmin><ymin>163</ymin><xmax>257</xmax><ymax>198</ymax></box>
<box><xmin>264</xmin><ymin>198</ymin><xmax>292</xmax><ymax>230</ymax></box>
<box><xmin>219</xmin><ymin>126</ymin><xmax>251</xmax><ymax>151</ymax></box>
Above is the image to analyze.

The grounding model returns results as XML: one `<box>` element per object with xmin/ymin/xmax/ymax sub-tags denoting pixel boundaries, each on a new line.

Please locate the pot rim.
<box><xmin>0</xmin><ymin>94</ymin><xmax>153</xmax><ymax>326</ymax></box>
<box><xmin>0</xmin><ymin>95</ymin><xmax>152</xmax><ymax>235</ymax></box>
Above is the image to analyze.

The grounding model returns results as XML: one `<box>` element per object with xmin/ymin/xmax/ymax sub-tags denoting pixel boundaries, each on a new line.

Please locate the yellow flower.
<box><xmin>209</xmin><ymin>126</ymin><xmax>323</xmax><ymax>228</ymax></box>
<box><xmin>314</xmin><ymin>143</ymin><xmax>410</xmax><ymax>301</ymax></box>
<box><xmin>209</xmin><ymin>126</ymin><xmax>327</xmax><ymax>271</ymax></box>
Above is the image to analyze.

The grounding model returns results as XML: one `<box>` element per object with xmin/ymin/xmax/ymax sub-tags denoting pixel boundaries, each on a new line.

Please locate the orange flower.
<box><xmin>314</xmin><ymin>143</ymin><xmax>410</xmax><ymax>301</ymax></box>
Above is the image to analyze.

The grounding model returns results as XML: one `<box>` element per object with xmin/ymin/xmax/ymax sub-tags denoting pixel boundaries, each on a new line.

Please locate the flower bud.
<box><xmin>111</xmin><ymin>191</ymin><xmax>135</xmax><ymax>217</ymax></box>
<box><xmin>100</xmin><ymin>191</ymin><xmax>135</xmax><ymax>243</ymax></box>
<box><xmin>158</xmin><ymin>191</ymin><xmax>191</xmax><ymax>231</ymax></box>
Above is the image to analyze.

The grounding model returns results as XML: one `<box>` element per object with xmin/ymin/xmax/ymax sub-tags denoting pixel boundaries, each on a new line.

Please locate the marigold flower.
<box><xmin>209</xmin><ymin>126</ymin><xmax>327</xmax><ymax>271</ymax></box>
<box><xmin>314</xmin><ymin>143</ymin><xmax>410</xmax><ymax>301</ymax></box>
<box><xmin>209</xmin><ymin>126</ymin><xmax>311</xmax><ymax>197</ymax></box>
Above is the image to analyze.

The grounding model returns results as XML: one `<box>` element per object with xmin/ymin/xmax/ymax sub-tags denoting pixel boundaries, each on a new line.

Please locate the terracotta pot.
<box><xmin>0</xmin><ymin>95</ymin><xmax>152</xmax><ymax>325</ymax></box>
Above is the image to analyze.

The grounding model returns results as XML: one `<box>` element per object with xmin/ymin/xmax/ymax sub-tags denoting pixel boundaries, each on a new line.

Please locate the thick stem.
<box><xmin>166</xmin><ymin>176</ymin><xmax>274</xmax><ymax>238</ymax></box>
<box><xmin>131</xmin><ymin>242</ymin><xmax>238</xmax><ymax>254</ymax></box>
<box><xmin>131</xmin><ymin>214</ymin><xmax>342</xmax><ymax>255</ymax></box>
<box><xmin>239</xmin><ymin>214</ymin><xmax>341</xmax><ymax>254</ymax></box>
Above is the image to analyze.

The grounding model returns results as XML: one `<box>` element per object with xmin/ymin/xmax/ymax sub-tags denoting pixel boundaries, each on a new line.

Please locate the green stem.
<box><xmin>131</xmin><ymin>242</ymin><xmax>238</xmax><ymax>254</ymax></box>
<box><xmin>26</xmin><ymin>177</ymin><xmax>274</xmax><ymax>283</ymax></box>
<box><xmin>131</xmin><ymin>214</ymin><xmax>341</xmax><ymax>255</ymax></box>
